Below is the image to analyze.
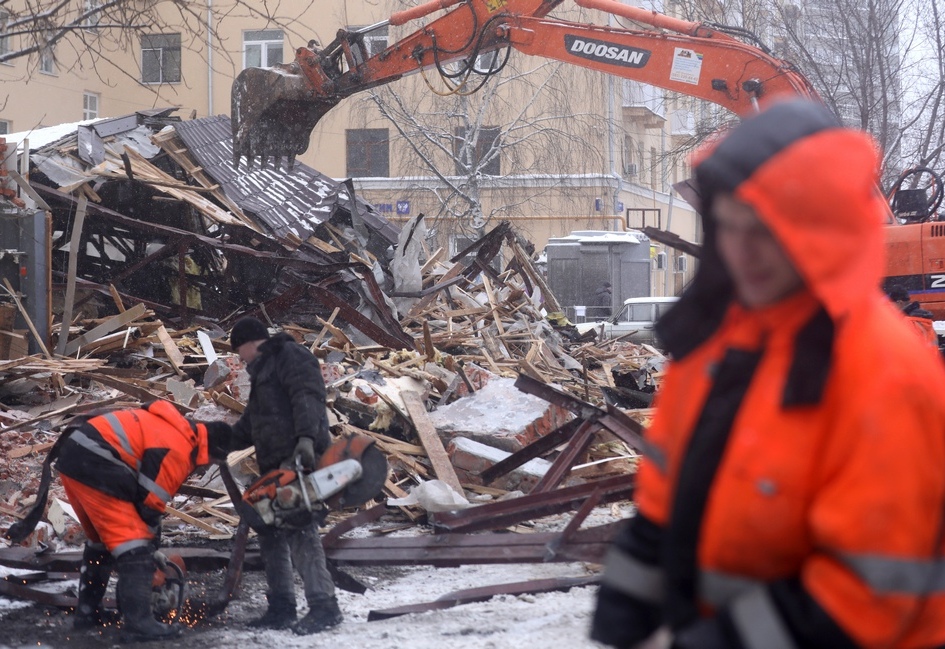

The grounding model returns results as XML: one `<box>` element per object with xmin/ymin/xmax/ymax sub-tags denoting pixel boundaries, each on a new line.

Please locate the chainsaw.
<box><xmin>151</xmin><ymin>552</ymin><xmax>186</xmax><ymax>622</ymax></box>
<box><xmin>242</xmin><ymin>434</ymin><xmax>388</xmax><ymax>532</ymax></box>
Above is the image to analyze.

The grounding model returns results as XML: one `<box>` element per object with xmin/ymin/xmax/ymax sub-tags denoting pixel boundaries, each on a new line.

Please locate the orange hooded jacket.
<box><xmin>56</xmin><ymin>401</ymin><xmax>210</xmax><ymax>553</ymax></box>
<box><xmin>598</xmin><ymin>101</ymin><xmax>945</xmax><ymax>649</ymax></box>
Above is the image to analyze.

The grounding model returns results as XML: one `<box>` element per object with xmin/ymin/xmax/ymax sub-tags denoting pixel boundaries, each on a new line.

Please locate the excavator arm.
<box><xmin>231</xmin><ymin>0</ymin><xmax>818</xmax><ymax>168</ymax></box>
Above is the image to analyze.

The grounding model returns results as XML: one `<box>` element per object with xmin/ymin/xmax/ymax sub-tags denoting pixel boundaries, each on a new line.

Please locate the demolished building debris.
<box><xmin>0</xmin><ymin>111</ymin><xmax>667</xmax><ymax>635</ymax></box>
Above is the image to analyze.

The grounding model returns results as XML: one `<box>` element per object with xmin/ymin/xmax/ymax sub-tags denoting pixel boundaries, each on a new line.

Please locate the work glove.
<box><xmin>291</xmin><ymin>437</ymin><xmax>317</xmax><ymax>473</ymax></box>
<box><xmin>671</xmin><ymin>613</ymin><xmax>743</xmax><ymax>649</ymax></box>
<box><xmin>153</xmin><ymin>550</ymin><xmax>169</xmax><ymax>570</ymax></box>
<box><xmin>203</xmin><ymin>421</ymin><xmax>234</xmax><ymax>461</ymax></box>
<box><xmin>591</xmin><ymin>583</ymin><xmax>662</xmax><ymax>647</ymax></box>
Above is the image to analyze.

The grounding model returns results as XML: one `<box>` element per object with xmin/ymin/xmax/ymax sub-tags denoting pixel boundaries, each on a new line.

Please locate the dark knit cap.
<box><xmin>888</xmin><ymin>287</ymin><xmax>910</xmax><ymax>302</ymax></box>
<box><xmin>230</xmin><ymin>316</ymin><xmax>270</xmax><ymax>350</ymax></box>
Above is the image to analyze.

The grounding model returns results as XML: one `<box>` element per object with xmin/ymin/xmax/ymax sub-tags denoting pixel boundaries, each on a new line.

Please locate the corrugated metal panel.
<box><xmin>174</xmin><ymin>116</ymin><xmax>399</xmax><ymax>245</ymax></box>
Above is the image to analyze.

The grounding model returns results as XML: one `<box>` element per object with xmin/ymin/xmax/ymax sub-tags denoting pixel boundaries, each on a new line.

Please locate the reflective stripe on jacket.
<box><xmin>56</xmin><ymin>401</ymin><xmax>209</xmax><ymax>516</ymax></box>
<box><xmin>628</xmin><ymin>101</ymin><xmax>945</xmax><ymax>649</ymax></box>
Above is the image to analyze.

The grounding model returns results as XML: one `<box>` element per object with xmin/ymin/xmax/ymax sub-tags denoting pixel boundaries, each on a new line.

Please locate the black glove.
<box><xmin>671</xmin><ymin>613</ymin><xmax>743</xmax><ymax>649</ymax></box>
<box><xmin>591</xmin><ymin>583</ymin><xmax>662</xmax><ymax>648</ymax></box>
<box><xmin>203</xmin><ymin>421</ymin><xmax>234</xmax><ymax>461</ymax></box>
<box><xmin>292</xmin><ymin>437</ymin><xmax>317</xmax><ymax>472</ymax></box>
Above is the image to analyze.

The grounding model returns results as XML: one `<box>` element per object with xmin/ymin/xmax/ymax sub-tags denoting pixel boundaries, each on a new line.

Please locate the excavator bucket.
<box><xmin>230</xmin><ymin>61</ymin><xmax>339</xmax><ymax>170</ymax></box>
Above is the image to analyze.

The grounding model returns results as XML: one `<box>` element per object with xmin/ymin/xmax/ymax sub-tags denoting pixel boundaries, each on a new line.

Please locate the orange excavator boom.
<box><xmin>230</xmin><ymin>0</ymin><xmax>819</xmax><ymax>168</ymax></box>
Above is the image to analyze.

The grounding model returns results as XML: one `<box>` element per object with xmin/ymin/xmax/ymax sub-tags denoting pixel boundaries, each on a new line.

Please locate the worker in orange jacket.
<box><xmin>591</xmin><ymin>100</ymin><xmax>945</xmax><ymax>648</ymax></box>
<box><xmin>7</xmin><ymin>402</ymin><xmax>230</xmax><ymax>641</ymax></box>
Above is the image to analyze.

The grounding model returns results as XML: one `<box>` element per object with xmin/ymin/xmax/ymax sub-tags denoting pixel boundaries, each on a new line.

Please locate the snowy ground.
<box><xmin>0</xmin><ymin>559</ymin><xmax>604</xmax><ymax>649</ymax></box>
<box><xmin>0</xmin><ymin>504</ymin><xmax>627</xmax><ymax>649</ymax></box>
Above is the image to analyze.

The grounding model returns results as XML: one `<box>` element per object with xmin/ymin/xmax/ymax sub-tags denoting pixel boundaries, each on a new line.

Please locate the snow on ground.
<box><xmin>0</xmin><ymin>560</ymin><xmax>604</xmax><ymax>649</ymax></box>
<box><xmin>0</xmin><ymin>506</ymin><xmax>628</xmax><ymax>648</ymax></box>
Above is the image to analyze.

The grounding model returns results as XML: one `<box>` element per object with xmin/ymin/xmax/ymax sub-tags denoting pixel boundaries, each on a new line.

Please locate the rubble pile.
<box><xmin>0</xmin><ymin>110</ymin><xmax>670</xmax><ymax>620</ymax></box>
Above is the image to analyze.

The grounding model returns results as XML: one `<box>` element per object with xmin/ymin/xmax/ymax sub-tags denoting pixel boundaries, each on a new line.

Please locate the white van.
<box><xmin>575</xmin><ymin>296</ymin><xmax>679</xmax><ymax>346</ymax></box>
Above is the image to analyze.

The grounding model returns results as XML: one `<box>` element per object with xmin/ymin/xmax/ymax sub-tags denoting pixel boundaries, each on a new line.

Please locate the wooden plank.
<box><xmin>107</xmin><ymin>284</ymin><xmax>126</xmax><ymax>313</ymax></box>
<box><xmin>63</xmin><ymin>302</ymin><xmax>147</xmax><ymax>356</ymax></box>
<box><xmin>400</xmin><ymin>390</ymin><xmax>464</xmax><ymax>497</ymax></box>
<box><xmin>481</xmin><ymin>274</ymin><xmax>506</xmax><ymax>336</ymax></box>
<box><xmin>509</xmin><ymin>239</ymin><xmax>561</xmax><ymax>313</ymax></box>
<box><xmin>56</xmin><ymin>195</ymin><xmax>87</xmax><ymax>355</ymax></box>
<box><xmin>419</xmin><ymin>247</ymin><xmax>445</xmax><ymax>277</ymax></box>
<box><xmin>422</xmin><ymin>320</ymin><xmax>436</xmax><ymax>361</ymax></box>
<box><xmin>77</xmin><ymin>372</ymin><xmax>194</xmax><ymax>414</ymax></box>
<box><xmin>155</xmin><ymin>325</ymin><xmax>186</xmax><ymax>376</ymax></box>
<box><xmin>0</xmin><ymin>395</ymin><xmax>123</xmax><ymax>434</ymax></box>
<box><xmin>407</xmin><ymin>261</ymin><xmax>466</xmax><ymax>318</ymax></box>
<box><xmin>165</xmin><ymin>506</ymin><xmax>227</xmax><ymax>536</ymax></box>
<box><xmin>1</xmin><ymin>279</ymin><xmax>51</xmax><ymax>359</ymax></box>
<box><xmin>213</xmin><ymin>391</ymin><xmax>245</xmax><ymax>413</ymax></box>
<box><xmin>311</xmin><ymin>307</ymin><xmax>340</xmax><ymax>351</ymax></box>
<box><xmin>9</xmin><ymin>441</ymin><xmax>55</xmax><ymax>459</ymax></box>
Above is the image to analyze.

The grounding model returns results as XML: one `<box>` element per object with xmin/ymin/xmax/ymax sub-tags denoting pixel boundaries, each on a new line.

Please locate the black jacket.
<box><xmin>229</xmin><ymin>333</ymin><xmax>330</xmax><ymax>473</ymax></box>
<box><xmin>904</xmin><ymin>300</ymin><xmax>935</xmax><ymax>320</ymax></box>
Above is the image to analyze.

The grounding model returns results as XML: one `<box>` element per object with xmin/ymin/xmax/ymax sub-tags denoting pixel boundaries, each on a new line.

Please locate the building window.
<box><xmin>82</xmin><ymin>0</ymin><xmax>102</xmax><ymax>29</ymax></box>
<box><xmin>0</xmin><ymin>10</ymin><xmax>10</xmax><ymax>60</ymax></box>
<box><xmin>0</xmin><ymin>120</ymin><xmax>9</xmax><ymax>135</ymax></box>
<box><xmin>346</xmin><ymin>25</ymin><xmax>388</xmax><ymax>64</ymax></box>
<box><xmin>141</xmin><ymin>33</ymin><xmax>181</xmax><ymax>84</ymax></box>
<box><xmin>346</xmin><ymin>129</ymin><xmax>389</xmax><ymax>177</ymax></box>
<box><xmin>83</xmin><ymin>92</ymin><xmax>99</xmax><ymax>120</ymax></box>
<box><xmin>243</xmin><ymin>30</ymin><xmax>283</xmax><ymax>69</ymax></box>
<box><xmin>453</xmin><ymin>126</ymin><xmax>500</xmax><ymax>176</ymax></box>
<box><xmin>362</xmin><ymin>25</ymin><xmax>389</xmax><ymax>58</ymax></box>
<box><xmin>623</xmin><ymin>135</ymin><xmax>638</xmax><ymax>178</ymax></box>
<box><xmin>40</xmin><ymin>46</ymin><xmax>56</xmax><ymax>74</ymax></box>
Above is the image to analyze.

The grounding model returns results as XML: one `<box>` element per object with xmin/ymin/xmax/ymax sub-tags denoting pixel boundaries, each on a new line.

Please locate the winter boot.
<box><xmin>292</xmin><ymin>596</ymin><xmax>343</xmax><ymax>635</ymax></box>
<box><xmin>247</xmin><ymin>593</ymin><xmax>297</xmax><ymax>630</ymax></box>
<box><xmin>116</xmin><ymin>548</ymin><xmax>181</xmax><ymax>641</ymax></box>
<box><xmin>73</xmin><ymin>543</ymin><xmax>120</xmax><ymax>630</ymax></box>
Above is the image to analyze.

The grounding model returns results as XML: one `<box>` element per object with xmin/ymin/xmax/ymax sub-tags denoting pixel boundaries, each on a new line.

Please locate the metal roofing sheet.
<box><xmin>173</xmin><ymin>116</ymin><xmax>399</xmax><ymax>245</ymax></box>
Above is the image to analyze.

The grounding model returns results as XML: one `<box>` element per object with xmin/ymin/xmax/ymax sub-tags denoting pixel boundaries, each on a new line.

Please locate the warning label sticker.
<box><xmin>670</xmin><ymin>48</ymin><xmax>703</xmax><ymax>85</ymax></box>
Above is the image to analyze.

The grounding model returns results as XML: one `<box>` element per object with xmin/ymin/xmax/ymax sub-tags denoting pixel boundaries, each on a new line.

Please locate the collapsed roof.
<box><xmin>11</xmin><ymin>109</ymin><xmax>409</xmax><ymax>345</ymax></box>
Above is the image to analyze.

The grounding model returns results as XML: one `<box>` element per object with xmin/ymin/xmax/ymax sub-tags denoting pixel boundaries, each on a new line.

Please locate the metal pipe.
<box><xmin>390</xmin><ymin>0</ymin><xmax>465</xmax><ymax>27</ymax></box>
<box><xmin>573</xmin><ymin>0</ymin><xmax>718</xmax><ymax>38</ymax></box>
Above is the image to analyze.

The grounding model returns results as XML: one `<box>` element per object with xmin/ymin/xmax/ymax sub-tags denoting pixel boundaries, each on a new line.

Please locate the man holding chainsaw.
<box><xmin>220</xmin><ymin>316</ymin><xmax>343</xmax><ymax>635</ymax></box>
<box><xmin>6</xmin><ymin>401</ymin><xmax>231</xmax><ymax>641</ymax></box>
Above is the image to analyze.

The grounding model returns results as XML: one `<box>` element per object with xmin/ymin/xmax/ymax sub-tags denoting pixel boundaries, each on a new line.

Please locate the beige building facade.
<box><xmin>0</xmin><ymin>0</ymin><xmax>701</xmax><ymax>296</ymax></box>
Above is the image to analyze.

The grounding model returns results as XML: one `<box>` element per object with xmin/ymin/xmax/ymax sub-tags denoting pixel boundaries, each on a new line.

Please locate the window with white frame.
<box><xmin>82</xmin><ymin>0</ymin><xmax>102</xmax><ymax>29</ymax></box>
<box><xmin>363</xmin><ymin>26</ymin><xmax>388</xmax><ymax>57</ymax></box>
<box><xmin>0</xmin><ymin>120</ymin><xmax>9</xmax><ymax>135</ymax></box>
<box><xmin>40</xmin><ymin>46</ymin><xmax>56</xmax><ymax>74</ymax></box>
<box><xmin>83</xmin><ymin>92</ymin><xmax>99</xmax><ymax>120</ymax></box>
<box><xmin>243</xmin><ymin>30</ymin><xmax>283</xmax><ymax>69</ymax></box>
<box><xmin>0</xmin><ymin>10</ymin><xmax>10</xmax><ymax>60</ymax></box>
<box><xmin>346</xmin><ymin>25</ymin><xmax>389</xmax><ymax>62</ymax></box>
<box><xmin>141</xmin><ymin>33</ymin><xmax>181</xmax><ymax>83</ymax></box>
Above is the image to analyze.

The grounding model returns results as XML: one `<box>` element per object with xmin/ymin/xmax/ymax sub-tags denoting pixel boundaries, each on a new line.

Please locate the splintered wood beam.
<box><xmin>63</xmin><ymin>302</ymin><xmax>148</xmax><ymax>356</ymax></box>
<box><xmin>400</xmin><ymin>390</ymin><xmax>464</xmax><ymax>497</ymax></box>
<box><xmin>407</xmin><ymin>261</ymin><xmax>466</xmax><ymax>318</ymax></box>
<box><xmin>1</xmin><ymin>278</ymin><xmax>51</xmax><ymax>359</ymax></box>
<box><xmin>367</xmin><ymin>575</ymin><xmax>600</xmax><ymax>620</ymax></box>
<box><xmin>57</xmin><ymin>195</ymin><xmax>87</xmax><ymax>356</ymax></box>
<box><xmin>155</xmin><ymin>325</ymin><xmax>186</xmax><ymax>376</ymax></box>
